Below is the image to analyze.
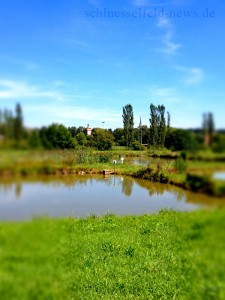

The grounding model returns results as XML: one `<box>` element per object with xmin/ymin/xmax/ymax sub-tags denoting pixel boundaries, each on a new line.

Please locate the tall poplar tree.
<box><xmin>149</xmin><ymin>103</ymin><xmax>167</xmax><ymax>148</ymax></box>
<box><xmin>158</xmin><ymin>105</ymin><xmax>166</xmax><ymax>147</ymax></box>
<box><xmin>208</xmin><ymin>112</ymin><xmax>214</xmax><ymax>142</ymax></box>
<box><xmin>122</xmin><ymin>104</ymin><xmax>134</xmax><ymax>147</ymax></box>
<box><xmin>202</xmin><ymin>112</ymin><xmax>214</xmax><ymax>146</ymax></box>
<box><xmin>167</xmin><ymin>111</ymin><xmax>171</xmax><ymax>131</ymax></box>
<box><xmin>14</xmin><ymin>103</ymin><xmax>24</xmax><ymax>141</ymax></box>
<box><xmin>149</xmin><ymin>104</ymin><xmax>158</xmax><ymax>147</ymax></box>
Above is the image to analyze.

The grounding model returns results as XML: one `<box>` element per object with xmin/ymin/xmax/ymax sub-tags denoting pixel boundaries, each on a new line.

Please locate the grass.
<box><xmin>0</xmin><ymin>210</ymin><xmax>225</xmax><ymax>299</ymax></box>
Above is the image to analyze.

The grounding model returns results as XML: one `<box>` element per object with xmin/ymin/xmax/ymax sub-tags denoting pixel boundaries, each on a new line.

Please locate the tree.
<box><xmin>40</xmin><ymin>124</ymin><xmax>76</xmax><ymax>149</ymax></box>
<box><xmin>149</xmin><ymin>104</ymin><xmax>167</xmax><ymax>148</ymax></box>
<box><xmin>212</xmin><ymin>133</ymin><xmax>225</xmax><ymax>153</ymax></box>
<box><xmin>68</xmin><ymin>126</ymin><xmax>77</xmax><ymax>138</ymax></box>
<box><xmin>133</xmin><ymin>125</ymin><xmax>149</xmax><ymax>145</ymax></box>
<box><xmin>158</xmin><ymin>105</ymin><xmax>166</xmax><ymax>147</ymax></box>
<box><xmin>149</xmin><ymin>104</ymin><xmax>158</xmax><ymax>147</ymax></box>
<box><xmin>92</xmin><ymin>128</ymin><xmax>114</xmax><ymax>150</ymax></box>
<box><xmin>14</xmin><ymin>103</ymin><xmax>24</xmax><ymax>142</ymax></box>
<box><xmin>165</xmin><ymin>128</ymin><xmax>198</xmax><ymax>151</ymax></box>
<box><xmin>202</xmin><ymin>112</ymin><xmax>215</xmax><ymax>146</ymax></box>
<box><xmin>113</xmin><ymin>128</ymin><xmax>125</xmax><ymax>146</ymax></box>
<box><xmin>167</xmin><ymin>111</ymin><xmax>171</xmax><ymax>131</ymax></box>
<box><xmin>28</xmin><ymin>129</ymin><xmax>42</xmax><ymax>149</ymax></box>
<box><xmin>122</xmin><ymin>104</ymin><xmax>134</xmax><ymax>147</ymax></box>
<box><xmin>76</xmin><ymin>132</ymin><xmax>87</xmax><ymax>146</ymax></box>
<box><xmin>4</xmin><ymin>109</ymin><xmax>14</xmax><ymax>139</ymax></box>
<box><xmin>208</xmin><ymin>112</ymin><xmax>214</xmax><ymax>145</ymax></box>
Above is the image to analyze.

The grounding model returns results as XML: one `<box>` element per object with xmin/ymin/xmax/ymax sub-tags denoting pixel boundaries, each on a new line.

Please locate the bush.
<box><xmin>131</xmin><ymin>140</ymin><xmax>146</xmax><ymax>151</ymax></box>
<box><xmin>212</xmin><ymin>134</ymin><xmax>225</xmax><ymax>153</ymax></box>
<box><xmin>98</xmin><ymin>153</ymin><xmax>113</xmax><ymax>163</ymax></box>
<box><xmin>185</xmin><ymin>174</ymin><xmax>214</xmax><ymax>193</ymax></box>
<box><xmin>134</xmin><ymin>167</ymin><xmax>168</xmax><ymax>183</ymax></box>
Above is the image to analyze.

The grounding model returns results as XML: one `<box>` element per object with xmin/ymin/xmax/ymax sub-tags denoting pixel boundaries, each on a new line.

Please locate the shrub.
<box><xmin>185</xmin><ymin>173</ymin><xmax>214</xmax><ymax>193</ymax></box>
<box><xmin>174</xmin><ymin>157</ymin><xmax>187</xmax><ymax>173</ymax></box>
<box><xmin>131</xmin><ymin>140</ymin><xmax>146</xmax><ymax>151</ymax></box>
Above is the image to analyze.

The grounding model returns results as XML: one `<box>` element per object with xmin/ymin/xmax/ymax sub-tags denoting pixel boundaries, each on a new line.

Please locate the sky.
<box><xmin>0</xmin><ymin>0</ymin><xmax>224</xmax><ymax>130</ymax></box>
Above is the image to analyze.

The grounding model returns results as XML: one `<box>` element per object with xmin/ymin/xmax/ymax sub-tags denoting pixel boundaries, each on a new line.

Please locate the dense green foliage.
<box><xmin>39</xmin><ymin>124</ymin><xmax>76</xmax><ymax>150</ymax></box>
<box><xmin>92</xmin><ymin>128</ymin><xmax>114</xmax><ymax>150</ymax></box>
<box><xmin>165</xmin><ymin>128</ymin><xmax>198</xmax><ymax>151</ymax></box>
<box><xmin>0</xmin><ymin>210</ymin><xmax>225</xmax><ymax>299</ymax></box>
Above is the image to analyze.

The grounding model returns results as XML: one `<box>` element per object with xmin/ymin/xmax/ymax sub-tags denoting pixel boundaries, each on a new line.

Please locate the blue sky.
<box><xmin>0</xmin><ymin>0</ymin><xmax>224</xmax><ymax>129</ymax></box>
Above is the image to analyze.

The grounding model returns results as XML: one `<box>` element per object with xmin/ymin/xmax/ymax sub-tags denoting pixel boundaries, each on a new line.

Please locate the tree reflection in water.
<box><xmin>0</xmin><ymin>175</ymin><xmax>223</xmax><ymax>209</ymax></box>
<box><xmin>122</xmin><ymin>177</ymin><xmax>133</xmax><ymax>196</ymax></box>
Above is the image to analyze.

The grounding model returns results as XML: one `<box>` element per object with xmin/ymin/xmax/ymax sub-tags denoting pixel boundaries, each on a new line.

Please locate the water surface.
<box><xmin>213</xmin><ymin>172</ymin><xmax>225</xmax><ymax>180</ymax></box>
<box><xmin>0</xmin><ymin>175</ymin><xmax>222</xmax><ymax>221</ymax></box>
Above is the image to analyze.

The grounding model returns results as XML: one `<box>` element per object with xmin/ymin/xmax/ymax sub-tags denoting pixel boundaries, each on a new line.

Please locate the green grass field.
<box><xmin>0</xmin><ymin>209</ymin><xmax>225</xmax><ymax>299</ymax></box>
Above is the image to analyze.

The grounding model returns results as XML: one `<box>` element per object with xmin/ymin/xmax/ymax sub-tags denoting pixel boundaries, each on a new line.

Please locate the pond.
<box><xmin>0</xmin><ymin>175</ymin><xmax>222</xmax><ymax>221</ymax></box>
<box><xmin>126</xmin><ymin>156</ymin><xmax>173</xmax><ymax>167</ymax></box>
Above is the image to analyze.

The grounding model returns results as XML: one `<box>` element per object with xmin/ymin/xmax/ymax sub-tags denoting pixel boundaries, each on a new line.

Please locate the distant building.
<box><xmin>86</xmin><ymin>124</ymin><xmax>92</xmax><ymax>136</ymax></box>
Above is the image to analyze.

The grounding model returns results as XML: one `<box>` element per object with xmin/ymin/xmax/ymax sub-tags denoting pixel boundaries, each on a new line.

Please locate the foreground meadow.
<box><xmin>0</xmin><ymin>209</ymin><xmax>225</xmax><ymax>299</ymax></box>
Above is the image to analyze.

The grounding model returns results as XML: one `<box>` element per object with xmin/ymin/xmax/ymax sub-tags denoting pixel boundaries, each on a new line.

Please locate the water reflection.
<box><xmin>122</xmin><ymin>177</ymin><xmax>133</xmax><ymax>196</ymax></box>
<box><xmin>0</xmin><ymin>175</ymin><xmax>223</xmax><ymax>221</ymax></box>
<box><xmin>213</xmin><ymin>172</ymin><xmax>225</xmax><ymax>180</ymax></box>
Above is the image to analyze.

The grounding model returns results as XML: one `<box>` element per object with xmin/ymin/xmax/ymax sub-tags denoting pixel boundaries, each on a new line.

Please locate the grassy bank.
<box><xmin>0</xmin><ymin>210</ymin><xmax>225</xmax><ymax>299</ymax></box>
<box><xmin>1</xmin><ymin>149</ymin><xmax>225</xmax><ymax>196</ymax></box>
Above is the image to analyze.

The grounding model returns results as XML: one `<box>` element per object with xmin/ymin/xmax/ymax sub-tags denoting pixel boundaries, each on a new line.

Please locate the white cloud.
<box><xmin>161</xmin><ymin>33</ymin><xmax>181</xmax><ymax>54</ymax></box>
<box><xmin>157</xmin><ymin>17</ymin><xmax>171</xmax><ymax>29</ymax></box>
<box><xmin>156</xmin><ymin>18</ymin><xmax>181</xmax><ymax>55</ymax></box>
<box><xmin>176</xmin><ymin>67</ymin><xmax>205</xmax><ymax>85</ymax></box>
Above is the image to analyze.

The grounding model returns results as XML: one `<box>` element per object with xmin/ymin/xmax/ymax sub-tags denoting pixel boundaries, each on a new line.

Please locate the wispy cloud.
<box><xmin>157</xmin><ymin>17</ymin><xmax>170</xmax><ymax>28</ymax></box>
<box><xmin>149</xmin><ymin>86</ymin><xmax>181</xmax><ymax>103</ymax></box>
<box><xmin>132</xmin><ymin>0</ymin><xmax>149</xmax><ymax>6</ymax></box>
<box><xmin>176</xmin><ymin>66</ymin><xmax>205</xmax><ymax>85</ymax></box>
<box><xmin>0</xmin><ymin>79</ymin><xmax>122</xmax><ymax>128</ymax></box>
<box><xmin>25</xmin><ymin>104</ymin><xmax>121</xmax><ymax>128</ymax></box>
<box><xmin>156</xmin><ymin>17</ymin><xmax>181</xmax><ymax>55</ymax></box>
<box><xmin>0</xmin><ymin>80</ymin><xmax>63</xmax><ymax>100</ymax></box>
<box><xmin>132</xmin><ymin>0</ymin><xmax>185</xmax><ymax>7</ymax></box>
<box><xmin>88</xmin><ymin>0</ymin><xmax>101</xmax><ymax>6</ymax></box>
<box><xmin>0</xmin><ymin>54</ymin><xmax>40</xmax><ymax>70</ymax></box>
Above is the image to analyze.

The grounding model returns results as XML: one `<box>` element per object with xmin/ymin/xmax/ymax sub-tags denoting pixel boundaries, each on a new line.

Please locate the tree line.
<box><xmin>0</xmin><ymin>103</ymin><xmax>224</xmax><ymax>152</ymax></box>
<box><xmin>0</xmin><ymin>103</ymin><xmax>24</xmax><ymax>141</ymax></box>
